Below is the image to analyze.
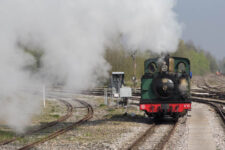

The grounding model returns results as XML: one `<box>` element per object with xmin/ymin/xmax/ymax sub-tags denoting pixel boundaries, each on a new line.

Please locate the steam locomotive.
<box><xmin>140</xmin><ymin>55</ymin><xmax>192</xmax><ymax>119</ymax></box>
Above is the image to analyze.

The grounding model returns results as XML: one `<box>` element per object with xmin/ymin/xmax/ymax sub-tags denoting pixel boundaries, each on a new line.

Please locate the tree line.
<box><xmin>105</xmin><ymin>40</ymin><xmax>219</xmax><ymax>83</ymax></box>
<box><xmin>20</xmin><ymin>39</ymin><xmax>222</xmax><ymax>84</ymax></box>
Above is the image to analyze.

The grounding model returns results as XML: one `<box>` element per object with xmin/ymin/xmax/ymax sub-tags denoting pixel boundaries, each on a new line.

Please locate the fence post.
<box><xmin>104</xmin><ymin>88</ymin><xmax>108</xmax><ymax>106</ymax></box>
<box><xmin>43</xmin><ymin>85</ymin><xmax>46</xmax><ymax>108</ymax></box>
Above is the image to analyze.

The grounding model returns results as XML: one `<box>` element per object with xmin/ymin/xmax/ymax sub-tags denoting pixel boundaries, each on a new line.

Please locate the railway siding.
<box><xmin>18</xmin><ymin>99</ymin><xmax>93</xmax><ymax>150</ymax></box>
<box><xmin>0</xmin><ymin>99</ymin><xmax>69</xmax><ymax>146</ymax></box>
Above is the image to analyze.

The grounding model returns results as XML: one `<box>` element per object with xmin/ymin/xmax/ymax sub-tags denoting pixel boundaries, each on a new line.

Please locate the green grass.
<box><xmin>50</xmin><ymin>114</ymin><xmax>60</xmax><ymax>118</ymax></box>
<box><xmin>32</xmin><ymin>100</ymin><xmax>63</xmax><ymax>123</ymax></box>
<box><xmin>107</xmin><ymin>108</ymin><xmax>116</xmax><ymax>112</ymax></box>
<box><xmin>99</xmin><ymin>103</ymin><xmax>106</xmax><ymax>107</ymax></box>
<box><xmin>0</xmin><ymin>130</ymin><xmax>15</xmax><ymax>141</ymax></box>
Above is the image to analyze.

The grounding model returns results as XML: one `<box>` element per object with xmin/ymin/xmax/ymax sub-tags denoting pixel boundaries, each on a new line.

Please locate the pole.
<box><xmin>131</xmin><ymin>50</ymin><xmax>137</xmax><ymax>89</ymax></box>
<box><xmin>43</xmin><ymin>85</ymin><xmax>46</xmax><ymax>108</ymax></box>
<box><xmin>104</xmin><ymin>88</ymin><xmax>108</xmax><ymax>106</ymax></box>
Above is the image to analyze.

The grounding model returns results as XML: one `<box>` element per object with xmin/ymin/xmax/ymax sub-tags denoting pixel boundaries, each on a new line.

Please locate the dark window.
<box><xmin>148</xmin><ymin>62</ymin><xmax>157</xmax><ymax>73</ymax></box>
<box><xmin>177</xmin><ymin>62</ymin><xmax>186</xmax><ymax>72</ymax></box>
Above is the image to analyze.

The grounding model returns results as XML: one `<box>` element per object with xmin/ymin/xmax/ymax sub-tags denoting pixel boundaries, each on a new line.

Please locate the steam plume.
<box><xmin>0</xmin><ymin>0</ymin><xmax>181</xmax><ymax>132</ymax></box>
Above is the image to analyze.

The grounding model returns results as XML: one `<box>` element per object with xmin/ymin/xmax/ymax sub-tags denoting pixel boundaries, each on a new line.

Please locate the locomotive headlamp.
<box><xmin>161</xmin><ymin>64</ymin><xmax>168</xmax><ymax>72</ymax></box>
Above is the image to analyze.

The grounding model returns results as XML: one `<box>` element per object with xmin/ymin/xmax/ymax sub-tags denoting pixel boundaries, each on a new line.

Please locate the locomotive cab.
<box><xmin>140</xmin><ymin>56</ymin><xmax>191</xmax><ymax>118</ymax></box>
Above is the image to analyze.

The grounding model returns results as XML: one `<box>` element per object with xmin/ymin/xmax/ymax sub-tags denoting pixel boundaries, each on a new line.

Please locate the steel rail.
<box><xmin>191</xmin><ymin>98</ymin><xmax>225</xmax><ymax>124</ymax></box>
<box><xmin>0</xmin><ymin>100</ymin><xmax>73</xmax><ymax>146</ymax></box>
<box><xmin>127</xmin><ymin>124</ymin><xmax>156</xmax><ymax>150</ymax></box>
<box><xmin>18</xmin><ymin>99</ymin><xmax>93</xmax><ymax>150</ymax></box>
<box><xmin>154</xmin><ymin>122</ymin><xmax>179</xmax><ymax>150</ymax></box>
<box><xmin>192</xmin><ymin>78</ymin><xmax>225</xmax><ymax>124</ymax></box>
<box><xmin>127</xmin><ymin>121</ymin><xmax>179</xmax><ymax>150</ymax></box>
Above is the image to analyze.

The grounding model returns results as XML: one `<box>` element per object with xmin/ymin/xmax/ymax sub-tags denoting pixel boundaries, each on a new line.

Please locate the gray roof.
<box><xmin>112</xmin><ymin>72</ymin><xmax>124</xmax><ymax>74</ymax></box>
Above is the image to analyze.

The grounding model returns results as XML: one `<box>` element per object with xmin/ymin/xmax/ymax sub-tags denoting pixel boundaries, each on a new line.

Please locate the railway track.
<box><xmin>48</xmin><ymin>87</ymin><xmax>108</xmax><ymax>96</ymax></box>
<box><xmin>127</xmin><ymin>120</ymin><xmax>179</xmax><ymax>150</ymax></box>
<box><xmin>127</xmin><ymin>124</ymin><xmax>156</xmax><ymax>150</ymax></box>
<box><xmin>0</xmin><ymin>99</ymin><xmax>73</xmax><ymax>146</ymax></box>
<box><xmin>195</xmin><ymin>77</ymin><xmax>225</xmax><ymax>98</ymax></box>
<box><xmin>127</xmin><ymin>80</ymin><xmax>224</xmax><ymax>150</ymax></box>
<box><xmin>18</xmin><ymin>99</ymin><xmax>93</xmax><ymax>150</ymax></box>
<box><xmin>153</xmin><ymin>122</ymin><xmax>179</xmax><ymax>150</ymax></box>
<box><xmin>190</xmin><ymin>97</ymin><xmax>225</xmax><ymax>124</ymax></box>
<box><xmin>191</xmin><ymin>79</ymin><xmax>225</xmax><ymax>124</ymax></box>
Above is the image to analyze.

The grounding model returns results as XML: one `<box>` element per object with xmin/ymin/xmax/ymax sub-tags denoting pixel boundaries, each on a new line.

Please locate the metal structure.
<box><xmin>110</xmin><ymin>72</ymin><xmax>132</xmax><ymax>108</ymax></box>
<box><xmin>111</xmin><ymin>72</ymin><xmax>125</xmax><ymax>97</ymax></box>
<box><xmin>130</xmin><ymin>50</ymin><xmax>137</xmax><ymax>88</ymax></box>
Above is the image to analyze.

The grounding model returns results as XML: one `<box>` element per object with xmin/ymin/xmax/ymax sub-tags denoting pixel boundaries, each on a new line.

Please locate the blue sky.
<box><xmin>174</xmin><ymin>0</ymin><xmax>225</xmax><ymax>59</ymax></box>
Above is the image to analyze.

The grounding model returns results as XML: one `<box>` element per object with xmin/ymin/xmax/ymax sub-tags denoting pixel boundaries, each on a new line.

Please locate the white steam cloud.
<box><xmin>0</xmin><ymin>0</ymin><xmax>181</xmax><ymax>132</ymax></box>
